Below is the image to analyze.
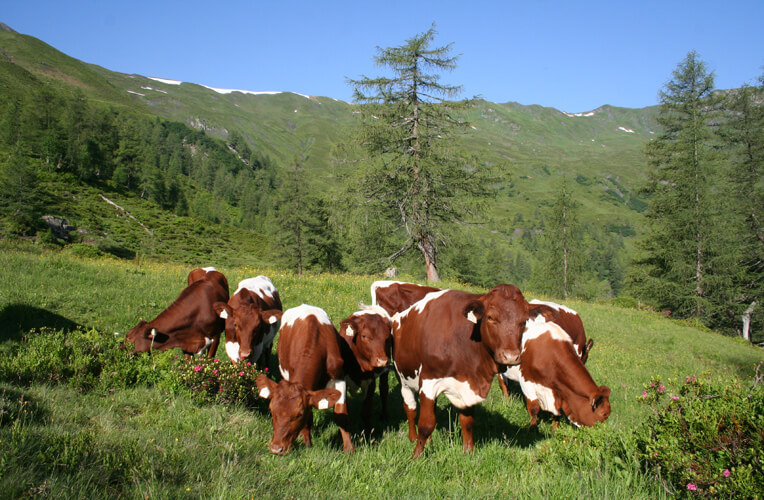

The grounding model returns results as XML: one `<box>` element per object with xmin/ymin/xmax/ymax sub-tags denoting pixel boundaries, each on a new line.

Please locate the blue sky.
<box><xmin>3</xmin><ymin>0</ymin><xmax>762</xmax><ymax>112</ymax></box>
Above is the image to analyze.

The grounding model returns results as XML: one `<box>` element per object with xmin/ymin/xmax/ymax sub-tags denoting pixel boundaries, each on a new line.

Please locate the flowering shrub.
<box><xmin>176</xmin><ymin>357</ymin><xmax>266</xmax><ymax>408</ymax></box>
<box><xmin>636</xmin><ymin>369</ymin><xmax>763</xmax><ymax>498</ymax></box>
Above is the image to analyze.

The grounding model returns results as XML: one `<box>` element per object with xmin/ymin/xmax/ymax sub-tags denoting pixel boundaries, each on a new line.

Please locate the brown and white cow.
<box><xmin>187</xmin><ymin>266</ymin><xmax>221</xmax><ymax>286</ymax></box>
<box><xmin>256</xmin><ymin>305</ymin><xmax>354</xmax><ymax>455</ymax></box>
<box><xmin>370</xmin><ymin>280</ymin><xmax>440</xmax><ymax>316</ymax></box>
<box><xmin>214</xmin><ymin>276</ymin><xmax>282</xmax><ymax>367</ymax></box>
<box><xmin>338</xmin><ymin>306</ymin><xmax>393</xmax><ymax>436</ymax></box>
<box><xmin>499</xmin><ymin>298</ymin><xmax>593</xmax><ymax>395</ymax></box>
<box><xmin>517</xmin><ymin>318</ymin><xmax>611</xmax><ymax>427</ymax></box>
<box><xmin>124</xmin><ymin>270</ymin><xmax>229</xmax><ymax>357</ymax></box>
<box><xmin>392</xmin><ymin>284</ymin><xmax>530</xmax><ymax>457</ymax></box>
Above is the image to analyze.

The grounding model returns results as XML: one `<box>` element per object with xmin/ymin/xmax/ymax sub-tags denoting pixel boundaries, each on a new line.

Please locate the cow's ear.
<box><xmin>214</xmin><ymin>302</ymin><xmax>232</xmax><ymax>319</ymax></box>
<box><xmin>340</xmin><ymin>318</ymin><xmax>356</xmax><ymax>339</ymax></box>
<box><xmin>260</xmin><ymin>309</ymin><xmax>282</xmax><ymax>325</ymax></box>
<box><xmin>463</xmin><ymin>300</ymin><xmax>484</xmax><ymax>324</ymax></box>
<box><xmin>308</xmin><ymin>388</ymin><xmax>342</xmax><ymax>410</ymax></box>
<box><xmin>591</xmin><ymin>385</ymin><xmax>611</xmax><ymax>410</ymax></box>
<box><xmin>256</xmin><ymin>374</ymin><xmax>277</xmax><ymax>400</ymax></box>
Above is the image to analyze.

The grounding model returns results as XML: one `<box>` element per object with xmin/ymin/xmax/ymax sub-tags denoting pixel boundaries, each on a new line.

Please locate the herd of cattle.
<box><xmin>123</xmin><ymin>267</ymin><xmax>611</xmax><ymax>457</ymax></box>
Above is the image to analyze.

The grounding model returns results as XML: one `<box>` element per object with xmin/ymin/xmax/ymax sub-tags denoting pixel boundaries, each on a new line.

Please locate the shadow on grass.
<box><xmin>0</xmin><ymin>386</ymin><xmax>50</xmax><ymax>427</ymax></box>
<box><xmin>0</xmin><ymin>304</ymin><xmax>82</xmax><ymax>342</ymax></box>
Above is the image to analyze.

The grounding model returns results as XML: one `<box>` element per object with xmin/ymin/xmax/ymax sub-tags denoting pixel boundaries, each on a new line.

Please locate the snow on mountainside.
<box><xmin>147</xmin><ymin>77</ymin><xmax>313</xmax><ymax>100</ymax></box>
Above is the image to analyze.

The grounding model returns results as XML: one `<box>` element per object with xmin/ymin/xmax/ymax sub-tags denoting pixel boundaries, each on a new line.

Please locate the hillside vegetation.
<box><xmin>0</xmin><ymin>244</ymin><xmax>762</xmax><ymax>497</ymax></box>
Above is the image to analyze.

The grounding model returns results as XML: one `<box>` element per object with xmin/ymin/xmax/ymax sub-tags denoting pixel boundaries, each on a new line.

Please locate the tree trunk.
<box><xmin>418</xmin><ymin>236</ymin><xmax>439</xmax><ymax>282</ymax></box>
<box><xmin>742</xmin><ymin>301</ymin><xmax>757</xmax><ymax>342</ymax></box>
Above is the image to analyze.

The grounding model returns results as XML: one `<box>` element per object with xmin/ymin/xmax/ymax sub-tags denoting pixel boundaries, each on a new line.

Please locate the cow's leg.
<box><xmin>301</xmin><ymin>410</ymin><xmax>313</xmax><ymax>447</ymax></box>
<box><xmin>496</xmin><ymin>374</ymin><xmax>510</xmax><ymax>398</ymax></box>
<box><xmin>207</xmin><ymin>335</ymin><xmax>220</xmax><ymax>358</ymax></box>
<box><xmin>413</xmin><ymin>395</ymin><xmax>436</xmax><ymax>458</ymax></box>
<box><xmin>459</xmin><ymin>406</ymin><xmax>476</xmax><ymax>452</ymax></box>
<box><xmin>400</xmin><ymin>383</ymin><xmax>418</xmax><ymax>442</ymax></box>
<box><xmin>379</xmin><ymin>370</ymin><xmax>389</xmax><ymax>421</ymax></box>
<box><xmin>361</xmin><ymin>379</ymin><xmax>375</xmax><ymax>438</ymax></box>
<box><xmin>333</xmin><ymin>402</ymin><xmax>355</xmax><ymax>453</ymax></box>
<box><xmin>526</xmin><ymin>397</ymin><xmax>541</xmax><ymax>428</ymax></box>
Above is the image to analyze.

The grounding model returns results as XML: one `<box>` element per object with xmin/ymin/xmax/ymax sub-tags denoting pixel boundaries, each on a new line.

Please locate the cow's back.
<box><xmin>372</xmin><ymin>281</ymin><xmax>440</xmax><ymax>316</ymax></box>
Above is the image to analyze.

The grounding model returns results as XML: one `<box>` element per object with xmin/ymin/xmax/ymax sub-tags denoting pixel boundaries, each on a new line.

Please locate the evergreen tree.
<box><xmin>535</xmin><ymin>179</ymin><xmax>583</xmax><ymax>299</ymax></box>
<box><xmin>0</xmin><ymin>148</ymin><xmax>43</xmax><ymax>235</ymax></box>
<box><xmin>629</xmin><ymin>51</ymin><xmax>720</xmax><ymax>319</ymax></box>
<box><xmin>346</xmin><ymin>25</ymin><xmax>491</xmax><ymax>281</ymax></box>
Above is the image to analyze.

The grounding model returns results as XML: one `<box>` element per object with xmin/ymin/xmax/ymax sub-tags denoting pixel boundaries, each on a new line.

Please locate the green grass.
<box><xmin>0</xmin><ymin>242</ymin><xmax>761</xmax><ymax>498</ymax></box>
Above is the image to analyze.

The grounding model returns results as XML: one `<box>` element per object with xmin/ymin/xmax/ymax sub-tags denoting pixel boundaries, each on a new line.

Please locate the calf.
<box><xmin>214</xmin><ymin>276</ymin><xmax>283</xmax><ymax>367</ymax></box>
<box><xmin>256</xmin><ymin>305</ymin><xmax>354</xmax><ymax>454</ymax></box>
<box><xmin>518</xmin><ymin>319</ymin><xmax>611</xmax><ymax>428</ymax></box>
<box><xmin>338</xmin><ymin>306</ymin><xmax>392</xmax><ymax>436</ymax></box>
<box><xmin>392</xmin><ymin>284</ymin><xmax>530</xmax><ymax>457</ymax></box>
<box><xmin>370</xmin><ymin>280</ymin><xmax>440</xmax><ymax>316</ymax></box>
<box><xmin>124</xmin><ymin>270</ymin><xmax>229</xmax><ymax>357</ymax></box>
<box><xmin>499</xmin><ymin>299</ymin><xmax>593</xmax><ymax>395</ymax></box>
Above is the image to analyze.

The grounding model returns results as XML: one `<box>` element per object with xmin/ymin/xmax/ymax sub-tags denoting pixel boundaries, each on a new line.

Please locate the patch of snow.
<box><xmin>148</xmin><ymin>77</ymin><xmax>181</xmax><ymax>85</ymax></box>
<box><xmin>141</xmin><ymin>86</ymin><xmax>168</xmax><ymax>94</ymax></box>
<box><xmin>201</xmin><ymin>84</ymin><xmax>282</xmax><ymax>96</ymax></box>
<box><xmin>618</xmin><ymin>126</ymin><xmax>635</xmax><ymax>133</ymax></box>
<box><xmin>563</xmin><ymin>111</ymin><xmax>595</xmax><ymax>117</ymax></box>
<box><xmin>127</xmin><ymin>90</ymin><xmax>145</xmax><ymax>97</ymax></box>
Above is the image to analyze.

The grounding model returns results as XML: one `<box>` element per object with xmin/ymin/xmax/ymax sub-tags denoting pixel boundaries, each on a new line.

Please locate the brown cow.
<box><xmin>499</xmin><ymin>299</ymin><xmax>593</xmax><ymax>395</ymax></box>
<box><xmin>370</xmin><ymin>280</ymin><xmax>440</xmax><ymax>316</ymax></box>
<box><xmin>517</xmin><ymin>319</ymin><xmax>611</xmax><ymax>427</ymax></box>
<box><xmin>338</xmin><ymin>307</ymin><xmax>393</xmax><ymax>436</ymax></box>
<box><xmin>392</xmin><ymin>285</ymin><xmax>530</xmax><ymax>457</ymax></box>
<box><xmin>256</xmin><ymin>304</ymin><xmax>354</xmax><ymax>454</ymax></box>
<box><xmin>124</xmin><ymin>270</ymin><xmax>229</xmax><ymax>357</ymax></box>
<box><xmin>214</xmin><ymin>276</ymin><xmax>282</xmax><ymax>366</ymax></box>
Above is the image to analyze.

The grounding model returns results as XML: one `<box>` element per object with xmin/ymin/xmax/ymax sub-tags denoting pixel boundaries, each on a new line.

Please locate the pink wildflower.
<box><xmin>194</xmin><ymin>365</ymin><xmax>202</xmax><ymax>372</ymax></box>
<box><xmin>657</xmin><ymin>385</ymin><xmax>666</xmax><ymax>394</ymax></box>
<box><xmin>653</xmin><ymin>452</ymin><xmax>658</xmax><ymax>458</ymax></box>
<box><xmin>264</xmin><ymin>367</ymin><xmax>269</xmax><ymax>372</ymax></box>
<box><xmin>723</xmin><ymin>469</ymin><xmax>730</xmax><ymax>478</ymax></box>
<box><xmin>247</xmin><ymin>362</ymin><xmax>252</xmax><ymax>366</ymax></box>
<box><xmin>214</xmin><ymin>359</ymin><xmax>220</xmax><ymax>363</ymax></box>
<box><xmin>672</xmin><ymin>395</ymin><xmax>679</xmax><ymax>400</ymax></box>
<box><xmin>213</xmin><ymin>370</ymin><xmax>219</xmax><ymax>376</ymax></box>
<box><xmin>238</xmin><ymin>371</ymin><xmax>244</xmax><ymax>376</ymax></box>
<box><xmin>642</xmin><ymin>391</ymin><xmax>648</xmax><ymax>398</ymax></box>
<box><xmin>219</xmin><ymin>387</ymin><xmax>223</xmax><ymax>392</ymax></box>
<box><xmin>687</xmin><ymin>483</ymin><xmax>697</xmax><ymax>491</ymax></box>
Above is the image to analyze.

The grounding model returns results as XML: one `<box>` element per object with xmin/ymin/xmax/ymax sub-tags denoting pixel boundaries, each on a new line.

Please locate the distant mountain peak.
<box><xmin>0</xmin><ymin>22</ymin><xmax>18</xmax><ymax>33</ymax></box>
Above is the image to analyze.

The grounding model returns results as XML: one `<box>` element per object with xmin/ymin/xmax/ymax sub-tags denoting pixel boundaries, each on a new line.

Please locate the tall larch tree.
<box><xmin>346</xmin><ymin>25</ymin><xmax>490</xmax><ymax>282</ymax></box>
<box><xmin>629</xmin><ymin>51</ymin><xmax>720</xmax><ymax>319</ymax></box>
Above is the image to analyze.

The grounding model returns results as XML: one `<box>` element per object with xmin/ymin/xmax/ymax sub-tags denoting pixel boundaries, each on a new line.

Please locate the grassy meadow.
<box><xmin>1</xmin><ymin>241</ymin><xmax>762</xmax><ymax>498</ymax></box>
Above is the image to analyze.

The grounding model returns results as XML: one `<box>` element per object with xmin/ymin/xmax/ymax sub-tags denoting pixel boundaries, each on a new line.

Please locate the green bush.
<box><xmin>176</xmin><ymin>356</ymin><xmax>266</xmax><ymax>408</ymax></box>
<box><xmin>635</xmin><ymin>369</ymin><xmax>764</xmax><ymax>498</ymax></box>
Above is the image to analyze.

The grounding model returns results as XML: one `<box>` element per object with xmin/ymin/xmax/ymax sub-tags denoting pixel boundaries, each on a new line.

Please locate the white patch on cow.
<box><xmin>524</xmin><ymin>314</ymin><xmax>548</xmax><ymax>329</ymax></box>
<box><xmin>268</xmin><ymin>315</ymin><xmax>278</xmax><ymax>324</ymax></box>
<box><xmin>202</xmin><ymin>266</ymin><xmax>216</xmax><ymax>272</ymax></box>
<box><xmin>345</xmin><ymin>325</ymin><xmax>355</xmax><ymax>337</ymax></box>
<box><xmin>279</xmin><ymin>365</ymin><xmax>290</xmax><ymax>381</ymax></box>
<box><xmin>225</xmin><ymin>341</ymin><xmax>241</xmax><ymax>362</ymax></box>
<box><xmin>235</xmin><ymin>276</ymin><xmax>277</xmax><ymax>300</ymax></box>
<box><xmin>574</xmin><ymin>343</ymin><xmax>583</xmax><ymax>357</ymax></box>
<box><xmin>219</xmin><ymin>309</ymin><xmax>229</xmax><ymax>319</ymax></box>
<box><xmin>281</xmin><ymin>304</ymin><xmax>332</xmax><ymax>328</ymax></box>
<box><xmin>259</xmin><ymin>387</ymin><xmax>271</xmax><ymax>398</ymax></box>
<box><xmin>522</xmin><ymin>321</ymin><xmax>572</xmax><ymax>348</ymax></box>
<box><xmin>420</xmin><ymin>377</ymin><xmax>485</xmax><ymax>409</ymax></box>
<box><xmin>395</xmin><ymin>362</ymin><xmax>421</xmax><ymax>410</ymax></box>
<box><xmin>352</xmin><ymin>305</ymin><xmax>390</xmax><ymax>320</ymax></box>
<box><xmin>529</xmin><ymin>299</ymin><xmax>577</xmax><ymax>316</ymax></box>
<box><xmin>317</xmin><ymin>399</ymin><xmax>330</xmax><ymax>410</ymax></box>
<box><xmin>326</xmin><ymin>379</ymin><xmax>346</xmax><ymax>405</ymax></box>
<box><xmin>518</xmin><ymin>376</ymin><xmax>560</xmax><ymax>416</ymax></box>
<box><xmin>503</xmin><ymin>364</ymin><xmax>522</xmax><ymax>383</ymax></box>
<box><xmin>149</xmin><ymin>328</ymin><xmax>157</xmax><ymax>337</ymax></box>
<box><xmin>466</xmin><ymin>310</ymin><xmax>478</xmax><ymax>324</ymax></box>
<box><xmin>392</xmin><ymin>289</ymin><xmax>451</xmax><ymax>328</ymax></box>
<box><xmin>196</xmin><ymin>337</ymin><xmax>214</xmax><ymax>355</ymax></box>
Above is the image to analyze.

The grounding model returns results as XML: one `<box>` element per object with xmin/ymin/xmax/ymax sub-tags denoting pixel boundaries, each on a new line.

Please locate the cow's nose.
<box><xmin>498</xmin><ymin>350</ymin><xmax>521</xmax><ymax>365</ymax></box>
<box><xmin>240</xmin><ymin>349</ymin><xmax>251</xmax><ymax>359</ymax></box>
<box><xmin>269</xmin><ymin>442</ymin><xmax>285</xmax><ymax>455</ymax></box>
<box><xmin>375</xmin><ymin>357</ymin><xmax>389</xmax><ymax>368</ymax></box>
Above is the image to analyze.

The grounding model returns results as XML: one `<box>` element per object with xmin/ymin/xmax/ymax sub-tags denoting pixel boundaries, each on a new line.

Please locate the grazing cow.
<box><xmin>517</xmin><ymin>319</ymin><xmax>611</xmax><ymax>427</ymax></box>
<box><xmin>124</xmin><ymin>270</ymin><xmax>229</xmax><ymax>357</ymax></box>
<box><xmin>256</xmin><ymin>305</ymin><xmax>354</xmax><ymax>454</ymax></box>
<box><xmin>370</xmin><ymin>280</ymin><xmax>441</xmax><ymax>316</ymax></box>
<box><xmin>499</xmin><ymin>298</ymin><xmax>593</xmax><ymax>396</ymax></box>
<box><xmin>338</xmin><ymin>306</ymin><xmax>393</xmax><ymax>436</ymax></box>
<box><xmin>187</xmin><ymin>266</ymin><xmax>221</xmax><ymax>286</ymax></box>
<box><xmin>392</xmin><ymin>284</ymin><xmax>530</xmax><ymax>457</ymax></box>
<box><xmin>214</xmin><ymin>276</ymin><xmax>283</xmax><ymax>366</ymax></box>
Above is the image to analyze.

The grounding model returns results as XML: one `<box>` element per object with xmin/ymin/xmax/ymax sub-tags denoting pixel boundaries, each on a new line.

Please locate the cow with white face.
<box><xmin>256</xmin><ymin>305</ymin><xmax>354</xmax><ymax>455</ymax></box>
<box><xmin>214</xmin><ymin>276</ymin><xmax>282</xmax><ymax>367</ymax></box>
